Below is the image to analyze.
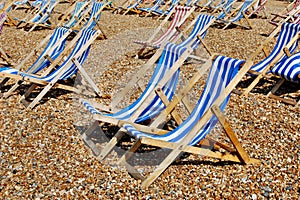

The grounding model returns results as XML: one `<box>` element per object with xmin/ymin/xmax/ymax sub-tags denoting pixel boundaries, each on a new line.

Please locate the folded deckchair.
<box><xmin>0</xmin><ymin>27</ymin><xmax>72</xmax><ymax>98</ymax></box>
<box><xmin>0</xmin><ymin>28</ymin><xmax>102</xmax><ymax>109</ymax></box>
<box><xmin>17</xmin><ymin>0</ymin><xmax>59</xmax><ymax>32</ymax></box>
<box><xmin>79</xmin><ymin>14</ymin><xmax>215</xmax><ymax>160</ymax></box>
<box><xmin>57</xmin><ymin>1</ymin><xmax>90</xmax><ymax>28</ymax></box>
<box><xmin>270</xmin><ymin>0</ymin><xmax>300</xmax><ymax>26</ymax></box>
<box><xmin>134</xmin><ymin>5</ymin><xmax>194</xmax><ymax>57</ymax></box>
<box><xmin>217</xmin><ymin>0</ymin><xmax>257</xmax><ymax>29</ymax></box>
<box><xmin>243</xmin><ymin>22</ymin><xmax>300</xmax><ymax>95</ymax></box>
<box><xmin>117</xmin><ymin>55</ymin><xmax>259</xmax><ymax>188</ymax></box>
<box><xmin>268</xmin><ymin>51</ymin><xmax>300</xmax><ymax>105</ymax></box>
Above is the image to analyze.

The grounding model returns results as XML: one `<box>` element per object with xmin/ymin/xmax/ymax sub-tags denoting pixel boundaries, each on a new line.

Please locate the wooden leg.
<box><xmin>2</xmin><ymin>81</ymin><xmax>22</xmax><ymax>99</ymax></box>
<box><xmin>211</xmin><ymin>105</ymin><xmax>251</xmax><ymax>164</ymax></box>
<box><xmin>81</xmin><ymin>121</ymin><xmax>103</xmax><ymax>155</ymax></box>
<box><xmin>97</xmin><ymin>130</ymin><xmax>125</xmax><ymax>160</ymax></box>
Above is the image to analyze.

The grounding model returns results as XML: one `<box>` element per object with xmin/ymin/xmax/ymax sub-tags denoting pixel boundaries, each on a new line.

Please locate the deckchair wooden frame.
<box><xmin>270</xmin><ymin>6</ymin><xmax>300</xmax><ymax>27</ymax></box>
<box><xmin>266</xmin><ymin>52</ymin><xmax>300</xmax><ymax>106</ymax></box>
<box><xmin>80</xmin><ymin>17</ymin><xmax>215</xmax><ymax>161</ymax></box>
<box><xmin>71</xmin><ymin>1</ymin><xmax>108</xmax><ymax>36</ymax></box>
<box><xmin>56</xmin><ymin>1</ymin><xmax>90</xmax><ymax>27</ymax></box>
<box><xmin>0</xmin><ymin>29</ymin><xmax>102</xmax><ymax>109</ymax></box>
<box><xmin>270</xmin><ymin>0</ymin><xmax>300</xmax><ymax>26</ymax></box>
<box><xmin>0</xmin><ymin>28</ymin><xmax>73</xmax><ymax>98</ymax></box>
<box><xmin>247</xmin><ymin>0</ymin><xmax>267</xmax><ymax>19</ymax></box>
<box><xmin>134</xmin><ymin>5</ymin><xmax>195</xmax><ymax>58</ymax></box>
<box><xmin>110</xmin><ymin>16</ymin><xmax>214</xmax><ymax>112</ymax></box>
<box><xmin>17</xmin><ymin>0</ymin><xmax>59</xmax><ymax>32</ymax></box>
<box><xmin>242</xmin><ymin>29</ymin><xmax>300</xmax><ymax>95</ymax></box>
<box><xmin>121</xmin><ymin>0</ymin><xmax>143</xmax><ymax>15</ymax></box>
<box><xmin>0</xmin><ymin>13</ymin><xmax>12</xmax><ymax>65</ymax></box>
<box><xmin>221</xmin><ymin>0</ymin><xmax>258</xmax><ymax>30</ymax></box>
<box><xmin>1</xmin><ymin>0</ymin><xmax>17</xmax><ymax>26</ymax></box>
<box><xmin>116</xmin><ymin>56</ymin><xmax>259</xmax><ymax>188</ymax></box>
<box><xmin>20</xmin><ymin>30</ymin><xmax>102</xmax><ymax>109</ymax></box>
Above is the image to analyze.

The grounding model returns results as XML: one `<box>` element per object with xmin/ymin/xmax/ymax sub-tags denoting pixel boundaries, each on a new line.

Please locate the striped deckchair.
<box><xmin>268</xmin><ymin>52</ymin><xmax>300</xmax><ymax>105</ymax></box>
<box><xmin>117</xmin><ymin>55</ymin><xmax>259</xmax><ymax>188</ymax></box>
<box><xmin>270</xmin><ymin>0</ymin><xmax>300</xmax><ymax>26</ymax></box>
<box><xmin>150</xmin><ymin>0</ymin><xmax>181</xmax><ymax>17</ymax></box>
<box><xmin>243</xmin><ymin>22</ymin><xmax>300</xmax><ymax>95</ymax></box>
<box><xmin>0</xmin><ymin>27</ymin><xmax>72</xmax><ymax>98</ymax></box>
<box><xmin>58</xmin><ymin>1</ymin><xmax>90</xmax><ymax>28</ymax></box>
<box><xmin>219</xmin><ymin>0</ymin><xmax>257</xmax><ymax>29</ymax></box>
<box><xmin>120</xmin><ymin>0</ymin><xmax>143</xmax><ymax>15</ymax></box>
<box><xmin>247</xmin><ymin>0</ymin><xmax>267</xmax><ymax>18</ymax></box>
<box><xmin>0</xmin><ymin>29</ymin><xmax>102</xmax><ymax>109</ymax></box>
<box><xmin>79</xmin><ymin>14</ymin><xmax>215</xmax><ymax>160</ymax></box>
<box><xmin>216</xmin><ymin>0</ymin><xmax>236</xmax><ymax>19</ymax></box>
<box><xmin>17</xmin><ymin>0</ymin><xmax>59</xmax><ymax>32</ymax></box>
<box><xmin>139</xmin><ymin>0</ymin><xmax>164</xmax><ymax>17</ymax></box>
<box><xmin>134</xmin><ymin>5</ymin><xmax>194</xmax><ymax>57</ymax></box>
<box><xmin>73</xmin><ymin>1</ymin><xmax>106</xmax><ymax>32</ymax></box>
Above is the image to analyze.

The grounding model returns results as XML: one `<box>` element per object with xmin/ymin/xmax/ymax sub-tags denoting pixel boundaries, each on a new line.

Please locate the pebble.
<box><xmin>0</xmin><ymin>0</ymin><xmax>299</xmax><ymax>199</ymax></box>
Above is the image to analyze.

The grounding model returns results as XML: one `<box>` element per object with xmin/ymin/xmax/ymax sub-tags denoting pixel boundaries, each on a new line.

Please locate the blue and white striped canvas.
<box><xmin>271</xmin><ymin>52</ymin><xmax>300</xmax><ymax>83</ymax></box>
<box><xmin>64</xmin><ymin>2</ymin><xmax>87</xmax><ymax>28</ymax></box>
<box><xmin>123</xmin><ymin>56</ymin><xmax>243</xmax><ymax>145</ymax></box>
<box><xmin>19</xmin><ymin>29</ymin><xmax>97</xmax><ymax>82</ymax></box>
<box><xmin>251</xmin><ymin>23</ymin><xmax>300</xmax><ymax>73</ymax></box>
<box><xmin>228</xmin><ymin>0</ymin><xmax>253</xmax><ymax>23</ymax></box>
<box><xmin>217</xmin><ymin>0</ymin><xmax>235</xmax><ymax>19</ymax></box>
<box><xmin>83</xmin><ymin>2</ymin><xmax>104</xmax><ymax>30</ymax></box>
<box><xmin>82</xmin><ymin>42</ymin><xmax>187</xmax><ymax>122</ymax></box>
<box><xmin>82</xmin><ymin>14</ymin><xmax>214</xmax><ymax>123</ymax></box>
<box><xmin>0</xmin><ymin>27</ymin><xmax>69</xmax><ymax>75</ymax></box>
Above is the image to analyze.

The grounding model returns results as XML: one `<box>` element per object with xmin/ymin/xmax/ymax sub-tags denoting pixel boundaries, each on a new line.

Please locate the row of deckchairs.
<box><xmin>3</xmin><ymin>0</ymin><xmax>107</xmax><ymax>33</ymax></box>
<box><xmin>78</xmin><ymin>16</ymin><xmax>299</xmax><ymax>187</ymax></box>
<box><xmin>1</xmin><ymin>0</ymin><xmax>299</xmax><ymax>188</ymax></box>
<box><xmin>0</xmin><ymin>27</ymin><xmax>102</xmax><ymax>109</ymax></box>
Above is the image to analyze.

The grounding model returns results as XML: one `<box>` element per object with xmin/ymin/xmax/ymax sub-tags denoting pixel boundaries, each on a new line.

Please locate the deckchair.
<box><xmin>270</xmin><ymin>0</ymin><xmax>300</xmax><ymax>26</ymax></box>
<box><xmin>207</xmin><ymin>0</ymin><xmax>226</xmax><ymax>13</ymax></box>
<box><xmin>243</xmin><ymin>22</ymin><xmax>300</xmax><ymax>95</ymax></box>
<box><xmin>57</xmin><ymin>1</ymin><xmax>90</xmax><ymax>28</ymax></box>
<box><xmin>0</xmin><ymin>27</ymin><xmax>72</xmax><ymax>98</ymax></box>
<box><xmin>268</xmin><ymin>51</ymin><xmax>300</xmax><ymax>105</ymax></box>
<box><xmin>80</xmin><ymin>14</ymin><xmax>215</xmax><ymax>160</ymax></box>
<box><xmin>120</xmin><ymin>0</ymin><xmax>143</xmax><ymax>15</ymax></box>
<box><xmin>116</xmin><ymin>55</ymin><xmax>259</xmax><ymax>187</ymax></box>
<box><xmin>0</xmin><ymin>28</ymin><xmax>102</xmax><ymax>109</ymax></box>
<box><xmin>134</xmin><ymin>5</ymin><xmax>194</xmax><ymax>57</ymax></box>
<box><xmin>217</xmin><ymin>0</ymin><xmax>257</xmax><ymax>29</ymax></box>
<box><xmin>148</xmin><ymin>0</ymin><xmax>181</xmax><ymax>18</ymax></box>
<box><xmin>0</xmin><ymin>12</ymin><xmax>11</xmax><ymax>65</ymax></box>
<box><xmin>0</xmin><ymin>0</ymin><xmax>17</xmax><ymax>26</ymax></box>
<box><xmin>247</xmin><ymin>0</ymin><xmax>267</xmax><ymax>18</ymax></box>
<box><xmin>215</xmin><ymin>0</ymin><xmax>236</xmax><ymax>19</ymax></box>
<box><xmin>138</xmin><ymin>0</ymin><xmax>164</xmax><ymax>17</ymax></box>
<box><xmin>72</xmin><ymin>1</ymin><xmax>106</xmax><ymax>32</ymax></box>
<box><xmin>17</xmin><ymin>0</ymin><xmax>59</xmax><ymax>32</ymax></box>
